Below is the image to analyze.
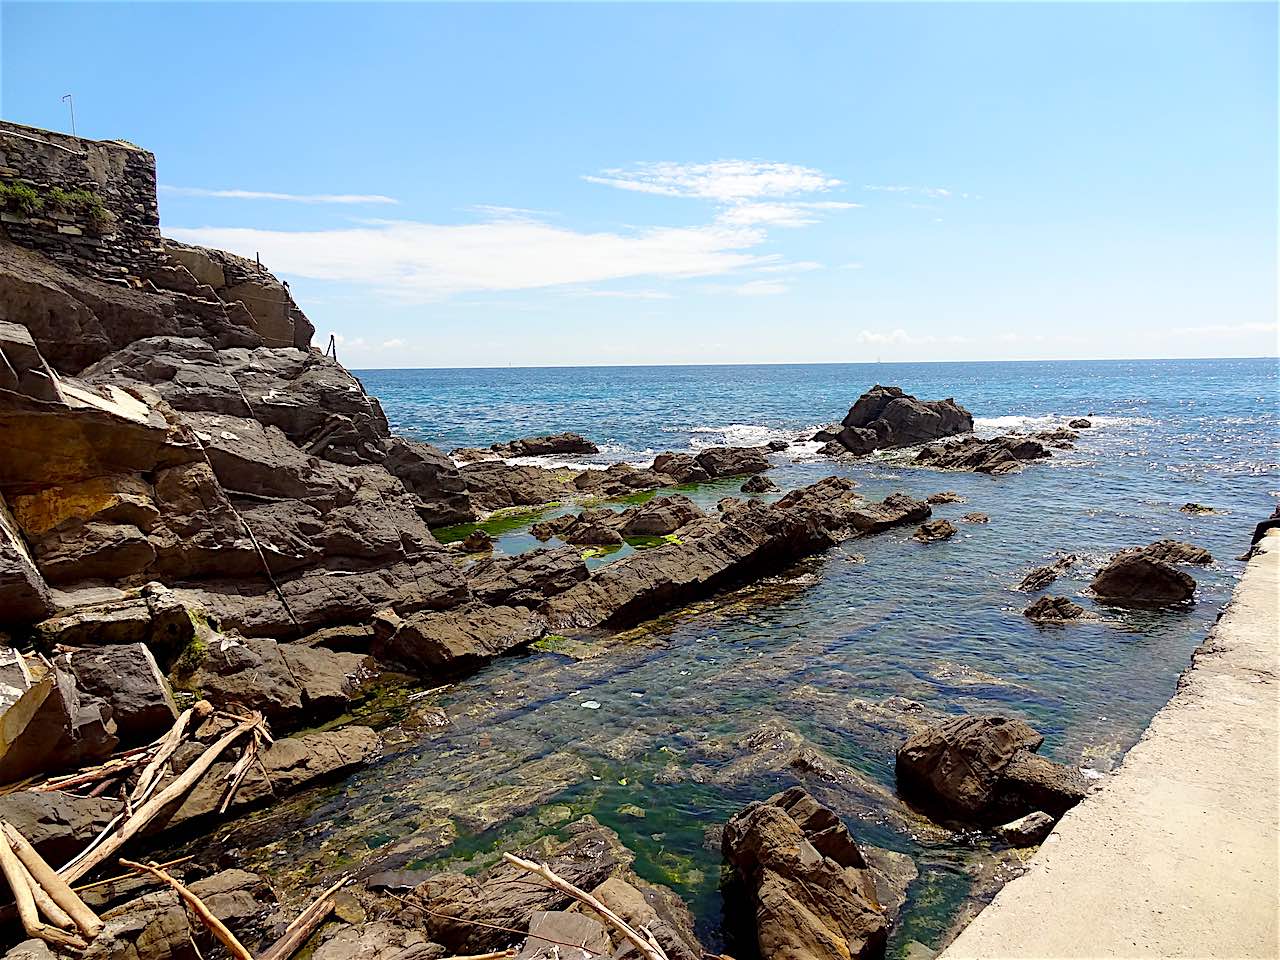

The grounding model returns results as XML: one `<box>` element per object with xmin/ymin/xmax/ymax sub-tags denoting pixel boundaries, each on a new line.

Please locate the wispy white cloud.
<box><xmin>168</xmin><ymin>215</ymin><xmax>770</xmax><ymax>302</ymax></box>
<box><xmin>572</xmin><ymin>288</ymin><xmax>675</xmax><ymax>300</ymax></box>
<box><xmin>585</xmin><ymin>160</ymin><xmax>842</xmax><ymax>202</ymax></box>
<box><xmin>863</xmin><ymin>185</ymin><xmax>976</xmax><ymax>200</ymax></box>
<box><xmin>755</xmin><ymin>260</ymin><xmax>823</xmax><ymax>274</ymax></box>
<box><xmin>717</xmin><ymin>200</ymin><xmax>862</xmax><ymax>228</ymax></box>
<box><xmin>381</xmin><ymin>338</ymin><xmax>406</xmax><ymax>349</ymax></box>
<box><xmin>733</xmin><ymin>280</ymin><xmax>790</xmax><ymax>297</ymax></box>
<box><xmin>170</xmin><ymin>159</ymin><xmax>853</xmax><ymax>304</ymax></box>
<box><xmin>855</xmin><ymin>329</ymin><xmax>972</xmax><ymax>345</ymax></box>
<box><xmin>161</xmin><ymin>185</ymin><xmax>398</xmax><ymax>205</ymax></box>
<box><xmin>1168</xmin><ymin>321</ymin><xmax>1278</xmax><ymax>337</ymax></box>
<box><xmin>470</xmin><ymin>204</ymin><xmax>557</xmax><ymax>220</ymax></box>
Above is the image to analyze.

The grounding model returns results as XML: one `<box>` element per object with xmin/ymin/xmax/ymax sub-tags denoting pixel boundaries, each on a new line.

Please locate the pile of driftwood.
<box><xmin>0</xmin><ymin>700</ymin><xmax>301</xmax><ymax>955</ymax></box>
<box><xmin>0</xmin><ymin>699</ymin><xmax>688</xmax><ymax>960</ymax></box>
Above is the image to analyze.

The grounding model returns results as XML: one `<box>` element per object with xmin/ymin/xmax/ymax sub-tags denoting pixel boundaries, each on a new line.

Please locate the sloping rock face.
<box><xmin>722</xmin><ymin>787</ymin><xmax>888</xmax><ymax>960</ymax></box>
<box><xmin>818</xmin><ymin>385</ymin><xmax>973</xmax><ymax>455</ymax></box>
<box><xmin>0</xmin><ymin>222</ymin><xmax>477</xmax><ymax>651</ymax></box>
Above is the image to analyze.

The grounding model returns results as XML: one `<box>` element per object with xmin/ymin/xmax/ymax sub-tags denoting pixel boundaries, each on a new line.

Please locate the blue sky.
<box><xmin>3</xmin><ymin>2</ymin><xmax>1276</xmax><ymax>367</ymax></box>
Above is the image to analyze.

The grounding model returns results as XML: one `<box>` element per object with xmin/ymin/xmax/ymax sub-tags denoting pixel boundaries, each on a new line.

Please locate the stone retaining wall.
<box><xmin>0</xmin><ymin>120</ymin><xmax>164</xmax><ymax>281</ymax></box>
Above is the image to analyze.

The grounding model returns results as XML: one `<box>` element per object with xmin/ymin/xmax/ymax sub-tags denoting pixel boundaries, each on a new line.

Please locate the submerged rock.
<box><xmin>927</xmin><ymin>491</ymin><xmax>965</xmax><ymax>504</ymax></box>
<box><xmin>961</xmin><ymin>512</ymin><xmax>990</xmax><ymax>524</ymax></box>
<box><xmin>1017</xmin><ymin>554</ymin><xmax>1078</xmax><ymax>592</ymax></box>
<box><xmin>741</xmin><ymin>474</ymin><xmax>778</xmax><ymax>494</ymax></box>
<box><xmin>722</xmin><ymin>786</ymin><xmax>888</xmax><ymax>960</ymax></box>
<box><xmin>1090</xmin><ymin>553</ymin><xmax>1196</xmax><ymax>605</ymax></box>
<box><xmin>1023</xmin><ymin>595</ymin><xmax>1088</xmax><ymax>623</ymax></box>
<box><xmin>895</xmin><ymin>714</ymin><xmax>1086</xmax><ymax>823</ymax></box>
<box><xmin>1179</xmin><ymin>502</ymin><xmax>1219</xmax><ymax>515</ymax></box>
<box><xmin>1068</xmin><ymin>418</ymin><xmax>1092</xmax><ymax>428</ymax></box>
<box><xmin>491</xmin><ymin>432</ymin><xmax>599</xmax><ymax>458</ymax></box>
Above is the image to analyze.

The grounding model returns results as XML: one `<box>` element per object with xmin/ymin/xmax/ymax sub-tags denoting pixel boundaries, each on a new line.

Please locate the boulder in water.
<box><xmin>1023</xmin><ymin>596</ymin><xmax>1088</xmax><ymax>623</ymax></box>
<box><xmin>722</xmin><ymin>786</ymin><xmax>888</xmax><ymax>960</ymax></box>
<box><xmin>1091</xmin><ymin>553</ymin><xmax>1196</xmax><ymax>605</ymax></box>
<box><xmin>896</xmin><ymin>714</ymin><xmax>1086</xmax><ymax>822</ymax></box>
<box><xmin>820</xmin><ymin>385</ymin><xmax>974</xmax><ymax>455</ymax></box>
<box><xmin>913</xmin><ymin>519</ymin><xmax>956</xmax><ymax>542</ymax></box>
<box><xmin>694</xmin><ymin>445</ymin><xmax>770</xmax><ymax>478</ymax></box>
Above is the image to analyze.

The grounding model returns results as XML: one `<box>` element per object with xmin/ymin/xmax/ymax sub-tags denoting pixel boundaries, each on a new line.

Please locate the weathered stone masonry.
<box><xmin>0</xmin><ymin>120</ymin><xmax>163</xmax><ymax>280</ymax></box>
<box><xmin>0</xmin><ymin>120</ymin><xmax>313</xmax><ymax>354</ymax></box>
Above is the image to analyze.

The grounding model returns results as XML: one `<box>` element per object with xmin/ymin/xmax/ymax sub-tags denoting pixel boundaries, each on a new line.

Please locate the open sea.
<box><xmin>203</xmin><ymin>358</ymin><xmax>1278</xmax><ymax>956</ymax></box>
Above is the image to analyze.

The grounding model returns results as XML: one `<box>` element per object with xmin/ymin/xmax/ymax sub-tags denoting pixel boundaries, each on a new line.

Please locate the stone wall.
<box><xmin>0</xmin><ymin>120</ymin><xmax>164</xmax><ymax>281</ymax></box>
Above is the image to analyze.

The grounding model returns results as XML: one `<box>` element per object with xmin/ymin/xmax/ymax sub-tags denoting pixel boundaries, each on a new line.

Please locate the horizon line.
<box><xmin>348</xmin><ymin>354</ymin><xmax>1278</xmax><ymax>372</ymax></box>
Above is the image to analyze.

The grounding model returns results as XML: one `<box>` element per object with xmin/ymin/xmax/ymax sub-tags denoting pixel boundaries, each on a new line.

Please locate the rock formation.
<box><xmin>1091</xmin><ymin>551</ymin><xmax>1197</xmax><ymax>605</ymax></box>
<box><xmin>722</xmin><ymin>787</ymin><xmax>888</xmax><ymax>960</ymax></box>
<box><xmin>1018</xmin><ymin>554</ymin><xmax>1078</xmax><ymax>591</ymax></box>
<box><xmin>896</xmin><ymin>714</ymin><xmax>1086</xmax><ymax>823</ymax></box>
<box><xmin>815</xmin><ymin>385</ymin><xmax>973</xmax><ymax>456</ymax></box>
<box><xmin>1023</xmin><ymin>596</ymin><xmax>1089</xmax><ymax>623</ymax></box>
<box><xmin>913</xmin><ymin>519</ymin><xmax>956</xmax><ymax>542</ymax></box>
<box><xmin>915</xmin><ymin>432</ymin><xmax>1066</xmax><ymax>475</ymax></box>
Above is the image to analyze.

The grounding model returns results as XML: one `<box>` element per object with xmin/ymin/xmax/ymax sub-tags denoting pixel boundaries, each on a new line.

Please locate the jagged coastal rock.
<box><xmin>895</xmin><ymin>714</ymin><xmax>1087</xmax><ymax>823</ymax></box>
<box><xmin>722</xmin><ymin>787</ymin><xmax>890</xmax><ymax>960</ymax></box>
<box><xmin>814</xmin><ymin>384</ymin><xmax>973</xmax><ymax>455</ymax></box>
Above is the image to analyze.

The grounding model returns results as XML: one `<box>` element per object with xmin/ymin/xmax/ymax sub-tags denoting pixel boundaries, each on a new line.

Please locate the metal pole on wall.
<box><xmin>60</xmin><ymin>94</ymin><xmax>76</xmax><ymax>137</ymax></box>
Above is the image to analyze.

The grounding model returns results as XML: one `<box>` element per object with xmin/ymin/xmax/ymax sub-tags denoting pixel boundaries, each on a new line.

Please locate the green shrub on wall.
<box><xmin>0</xmin><ymin>180</ymin><xmax>44</xmax><ymax>215</ymax></box>
<box><xmin>1</xmin><ymin>180</ymin><xmax>112</xmax><ymax>231</ymax></box>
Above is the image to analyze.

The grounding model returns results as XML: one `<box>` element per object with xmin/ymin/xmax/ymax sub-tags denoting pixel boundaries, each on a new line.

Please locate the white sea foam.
<box><xmin>974</xmin><ymin>412</ymin><xmax>1154</xmax><ymax>436</ymax></box>
<box><xmin>684</xmin><ymin>423</ymin><xmax>800</xmax><ymax>448</ymax></box>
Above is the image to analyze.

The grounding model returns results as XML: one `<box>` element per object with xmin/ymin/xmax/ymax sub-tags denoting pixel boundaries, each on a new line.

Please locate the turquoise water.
<box><xmin>210</xmin><ymin>359</ymin><xmax>1277</xmax><ymax>954</ymax></box>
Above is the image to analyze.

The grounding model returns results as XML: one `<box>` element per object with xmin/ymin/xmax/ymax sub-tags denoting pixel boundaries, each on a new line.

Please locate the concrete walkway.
<box><xmin>942</xmin><ymin>531</ymin><xmax>1279</xmax><ymax>960</ymax></box>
